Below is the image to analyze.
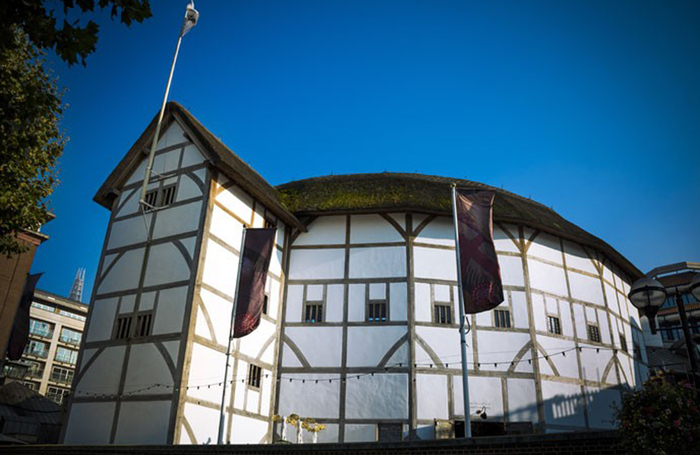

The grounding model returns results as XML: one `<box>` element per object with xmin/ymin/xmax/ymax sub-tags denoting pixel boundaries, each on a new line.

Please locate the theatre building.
<box><xmin>63</xmin><ymin>102</ymin><xmax>649</xmax><ymax>445</ymax></box>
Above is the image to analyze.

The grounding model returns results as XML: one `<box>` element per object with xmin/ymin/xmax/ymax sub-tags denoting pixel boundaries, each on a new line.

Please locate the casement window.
<box><xmin>304</xmin><ymin>302</ymin><xmax>323</xmax><ymax>324</ymax></box>
<box><xmin>494</xmin><ymin>309</ymin><xmax>511</xmax><ymax>328</ymax></box>
<box><xmin>547</xmin><ymin>316</ymin><xmax>561</xmax><ymax>335</ymax></box>
<box><xmin>47</xmin><ymin>386</ymin><xmax>70</xmax><ymax>405</ymax></box>
<box><xmin>248</xmin><ymin>364</ymin><xmax>262</xmax><ymax>389</ymax></box>
<box><xmin>25</xmin><ymin>360</ymin><xmax>45</xmax><ymax>379</ymax></box>
<box><xmin>55</xmin><ymin>347</ymin><xmax>78</xmax><ymax>365</ymax></box>
<box><xmin>23</xmin><ymin>381</ymin><xmax>40</xmax><ymax>392</ymax></box>
<box><xmin>29</xmin><ymin>318</ymin><xmax>54</xmax><ymax>338</ymax></box>
<box><xmin>59</xmin><ymin>327</ymin><xmax>82</xmax><ymax>346</ymax></box>
<box><xmin>587</xmin><ymin>324</ymin><xmax>601</xmax><ymax>343</ymax></box>
<box><xmin>144</xmin><ymin>184</ymin><xmax>177</xmax><ymax>211</ymax></box>
<box><xmin>377</xmin><ymin>423</ymin><xmax>403</xmax><ymax>442</ymax></box>
<box><xmin>114</xmin><ymin>311</ymin><xmax>153</xmax><ymax>340</ymax></box>
<box><xmin>619</xmin><ymin>334</ymin><xmax>628</xmax><ymax>353</ymax></box>
<box><xmin>434</xmin><ymin>303</ymin><xmax>452</xmax><ymax>325</ymax></box>
<box><xmin>51</xmin><ymin>366</ymin><xmax>74</xmax><ymax>384</ymax></box>
<box><xmin>24</xmin><ymin>340</ymin><xmax>49</xmax><ymax>358</ymax></box>
<box><xmin>135</xmin><ymin>312</ymin><xmax>153</xmax><ymax>337</ymax></box>
<box><xmin>115</xmin><ymin>315</ymin><xmax>132</xmax><ymax>339</ymax></box>
<box><xmin>367</xmin><ymin>300</ymin><xmax>388</xmax><ymax>323</ymax></box>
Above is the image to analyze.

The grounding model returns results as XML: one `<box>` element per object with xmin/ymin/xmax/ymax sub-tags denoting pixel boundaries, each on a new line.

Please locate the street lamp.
<box><xmin>628</xmin><ymin>277</ymin><xmax>667</xmax><ymax>334</ymax></box>
<box><xmin>629</xmin><ymin>273</ymin><xmax>700</xmax><ymax>386</ymax></box>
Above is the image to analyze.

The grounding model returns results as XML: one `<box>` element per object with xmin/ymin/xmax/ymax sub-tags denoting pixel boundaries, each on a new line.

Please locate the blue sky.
<box><xmin>32</xmin><ymin>0</ymin><xmax>700</xmax><ymax>301</ymax></box>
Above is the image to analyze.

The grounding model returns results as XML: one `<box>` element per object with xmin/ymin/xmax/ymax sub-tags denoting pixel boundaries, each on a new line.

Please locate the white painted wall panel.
<box><xmin>108</xmin><ymin>215</ymin><xmax>151</xmax><ymax>250</ymax></box>
<box><xmin>202</xmin><ymin>240</ymin><xmax>239</xmax><ymax>298</ymax></box>
<box><xmin>346</xmin><ymin>326</ymin><xmax>408</xmax><ymax>367</ymax></box>
<box><xmin>415</xmin><ymin>217</ymin><xmax>453</xmax><ymax>247</ymax></box>
<box><xmin>413</xmin><ymin>247</ymin><xmax>454</xmax><ymax>281</ymax></box>
<box><xmin>344</xmin><ymin>424</ymin><xmax>376</xmax><ymax>442</ymax></box>
<box><xmin>277</xmin><ymin>374</ymin><xmax>340</xmax><ymax>418</ymax></box>
<box><xmin>181</xmin><ymin>144</ymin><xmax>205</xmax><ymax>168</ymax></box>
<box><xmin>540</xmin><ymin>380</ymin><xmax>586</xmax><ymax>428</ymax></box>
<box><xmin>527</xmin><ymin>259</ymin><xmax>567</xmax><ymax>297</ymax></box>
<box><xmin>348</xmin><ymin>283</ymin><xmax>365</xmax><ymax>322</ymax></box>
<box><xmin>285</xmin><ymin>327</ymin><xmax>342</xmax><ymax>367</ymax></box>
<box><xmin>123</xmin><ymin>343</ymin><xmax>174</xmax><ymax>395</ymax></box>
<box><xmin>511</xmin><ymin>291</ymin><xmax>529</xmax><ymax>329</ymax></box>
<box><xmin>563</xmin><ymin>241</ymin><xmax>598</xmax><ymax>275</ymax></box>
<box><xmin>507</xmin><ymin>378</ymin><xmax>538</xmax><ymax>423</ymax></box>
<box><xmin>350</xmin><ymin>214</ymin><xmax>404</xmax><ymax>244</ymax></box>
<box><xmin>115</xmin><ymin>400</ymin><xmax>171</xmax><ymax>444</ymax></box>
<box><xmin>144</xmin><ymin>243</ymin><xmax>191</xmax><ymax>287</ymax></box>
<box><xmin>76</xmin><ymin>346</ymin><xmax>125</xmax><ymax>396</ymax></box>
<box><xmin>294</xmin><ymin>216</ymin><xmax>346</xmax><ymax>245</ymax></box>
<box><xmin>289</xmin><ymin>249</ymin><xmax>345</xmax><ymax>280</ymax></box>
<box><xmin>585</xmin><ymin>386</ymin><xmax>620</xmax><ymax>429</ymax></box>
<box><xmin>326</xmin><ymin>284</ymin><xmax>344</xmax><ymax>323</ymax></box>
<box><xmin>183</xmin><ymin>402</ymin><xmax>220</xmax><ymax>445</ymax></box>
<box><xmin>452</xmin><ymin>375</ymin><xmax>503</xmax><ymax>416</ymax></box>
<box><xmin>153</xmin><ymin>286</ymin><xmax>188</xmax><ymax>335</ymax></box>
<box><xmin>498</xmin><ymin>255</ymin><xmax>524</xmax><ymax>287</ymax></box>
<box><xmin>210</xmin><ymin>205</ymin><xmax>244</xmax><ymax>249</ymax></box>
<box><xmin>97</xmin><ymin>248</ymin><xmax>144</xmax><ymax>295</ymax></box>
<box><xmin>345</xmin><ymin>373</ymin><xmax>408</xmax><ymax>419</ymax></box>
<box><xmin>475</xmin><ymin>332</ymin><xmax>530</xmax><ymax>373</ymax></box>
<box><xmin>494</xmin><ymin>224</ymin><xmax>521</xmax><ymax>253</ymax></box>
<box><xmin>153</xmin><ymin>202</ymin><xmax>202</xmax><ymax>239</ymax></box>
<box><xmin>569</xmin><ymin>271</ymin><xmax>604</xmax><ymax>305</ymax></box>
<box><xmin>64</xmin><ymin>402</ymin><xmax>116</xmax><ymax>444</ymax></box>
<box><xmin>230</xmin><ymin>414</ymin><xmax>268</xmax><ymax>444</ymax></box>
<box><xmin>414</xmin><ymin>283</ymin><xmax>431</xmax><ymax>322</ymax></box>
<box><xmin>390</xmin><ymin>283</ymin><xmax>408</xmax><ymax>321</ymax></box>
<box><xmin>349</xmin><ymin>246</ymin><xmax>406</xmax><ymax>279</ymax></box>
<box><xmin>285</xmin><ymin>285</ymin><xmax>304</xmax><ymax>323</ymax></box>
<box><xmin>86</xmin><ymin>297</ymin><xmax>118</xmax><ymax>342</ymax></box>
<box><xmin>416</xmin><ymin>374</ymin><xmax>448</xmax><ymax>419</ymax></box>
<box><xmin>199</xmin><ymin>288</ymin><xmax>233</xmax><ymax>344</ymax></box>
<box><xmin>527</xmin><ymin>232</ymin><xmax>564</xmax><ymax>265</ymax></box>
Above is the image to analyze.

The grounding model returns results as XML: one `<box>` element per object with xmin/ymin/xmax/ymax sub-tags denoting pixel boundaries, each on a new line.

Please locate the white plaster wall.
<box><xmin>414</xmin><ymin>217</ymin><xmax>453</xmax><ymax>247</ymax></box>
<box><xmin>143</xmin><ymin>242</ymin><xmax>191</xmax><ymax>287</ymax></box>
<box><xmin>475</xmin><ymin>332</ymin><xmax>530</xmax><ymax>373</ymax></box>
<box><xmin>74</xmin><ymin>346</ymin><xmax>125</xmax><ymax>397</ymax></box>
<box><xmin>416</xmin><ymin>374</ymin><xmax>448</xmax><ymax>419</ymax></box>
<box><xmin>349</xmin><ymin>246</ymin><xmax>406</xmax><ymax>279</ymax></box>
<box><xmin>563</xmin><ymin>241</ymin><xmax>598</xmax><ymax>275</ymax></box>
<box><xmin>541</xmin><ymin>380</ymin><xmax>586</xmax><ymax>428</ymax></box>
<box><xmin>285</xmin><ymin>285</ymin><xmax>304</xmax><ymax>323</ymax></box>
<box><xmin>115</xmin><ymin>400</ymin><xmax>172</xmax><ymax>444</ymax></box>
<box><xmin>294</xmin><ymin>216</ymin><xmax>346</xmax><ymax>245</ymax></box>
<box><xmin>153</xmin><ymin>202</ymin><xmax>202</xmax><ymax>240</ymax></box>
<box><xmin>153</xmin><ymin>286</ymin><xmax>189</xmax><ymax>335</ymax></box>
<box><xmin>277</xmin><ymin>374</ymin><xmax>341</xmax><ymax>418</ymax></box>
<box><xmin>414</xmin><ymin>282</ymin><xmax>432</xmax><ymax>322</ymax></box>
<box><xmin>498</xmin><ymin>255</ymin><xmax>525</xmax><ymax>287</ymax></box>
<box><xmin>289</xmin><ymin>249</ymin><xmax>345</xmax><ymax>280</ymax></box>
<box><xmin>344</xmin><ymin>424</ymin><xmax>377</xmax><ymax>442</ymax></box>
<box><xmin>285</xmin><ymin>327</ymin><xmax>342</xmax><ymax>367</ymax></box>
<box><xmin>569</xmin><ymin>271</ymin><xmax>605</xmax><ymax>305</ymax></box>
<box><xmin>586</xmin><ymin>386</ymin><xmax>621</xmax><ymax>429</ymax></box>
<box><xmin>507</xmin><ymin>378</ymin><xmax>538</xmax><ymax>423</ymax></box>
<box><xmin>494</xmin><ymin>224</ymin><xmax>521</xmax><ymax>253</ymax></box>
<box><xmin>527</xmin><ymin>259</ymin><xmax>568</xmax><ymax>297</ymax></box>
<box><xmin>108</xmin><ymin>215</ymin><xmax>150</xmax><ymax>249</ymax></box>
<box><xmin>230</xmin><ymin>415</ymin><xmax>269</xmax><ymax>444</ymax></box>
<box><xmin>452</xmin><ymin>375</ymin><xmax>503</xmax><ymax>417</ymax></box>
<box><xmin>350</xmin><ymin>214</ymin><xmax>404</xmax><ymax>244</ymax></box>
<box><xmin>202</xmin><ymin>239</ymin><xmax>239</xmax><ymax>298</ymax></box>
<box><xmin>346</xmin><ymin>326</ymin><xmax>408</xmax><ymax>367</ymax></box>
<box><xmin>64</xmin><ymin>402</ymin><xmax>116</xmax><ymax>444</ymax></box>
<box><xmin>390</xmin><ymin>283</ymin><xmax>408</xmax><ymax>321</ymax></box>
<box><xmin>86</xmin><ymin>297</ymin><xmax>119</xmax><ymax>342</ymax></box>
<box><xmin>123</xmin><ymin>343</ymin><xmax>174</xmax><ymax>395</ymax></box>
<box><xmin>97</xmin><ymin>248</ymin><xmax>144</xmax><ymax>294</ymax></box>
<box><xmin>345</xmin><ymin>373</ymin><xmax>408</xmax><ymax>419</ymax></box>
<box><xmin>326</xmin><ymin>284</ymin><xmax>344</xmax><ymax>322</ymax></box>
<box><xmin>413</xmin><ymin>247</ymin><xmax>455</xmax><ymax>281</ymax></box>
<box><xmin>526</xmin><ymin>232</ymin><xmax>564</xmax><ymax>265</ymax></box>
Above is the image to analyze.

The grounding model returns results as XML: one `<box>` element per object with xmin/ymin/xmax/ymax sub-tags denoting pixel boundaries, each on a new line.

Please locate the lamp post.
<box><xmin>629</xmin><ymin>274</ymin><xmax>700</xmax><ymax>386</ymax></box>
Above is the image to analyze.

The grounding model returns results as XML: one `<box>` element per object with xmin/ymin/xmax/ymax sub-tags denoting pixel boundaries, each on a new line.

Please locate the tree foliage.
<box><xmin>0</xmin><ymin>1</ymin><xmax>152</xmax><ymax>255</ymax></box>
<box><xmin>0</xmin><ymin>29</ymin><xmax>64</xmax><ymax>256</ymax></box>
<box><xmin>614</xmin><ymin>373</ymin><xmax>700</xmax><ymax>454</ymax></box>
<box><xmin>0</xmin><ymin>0</ymin><xmax>152</xmax><ymax>66</ymax></box>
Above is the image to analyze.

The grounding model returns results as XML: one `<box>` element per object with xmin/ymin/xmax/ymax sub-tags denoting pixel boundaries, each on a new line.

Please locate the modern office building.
<box><xmin>63</xmin><ymin>102</ymin><xmax>649</xmax><ymax>445</ymax></box>
<box><xmin>7</xmin><ymin>289</ymin><xmax>88</xmax><ymax>405</ymax></box>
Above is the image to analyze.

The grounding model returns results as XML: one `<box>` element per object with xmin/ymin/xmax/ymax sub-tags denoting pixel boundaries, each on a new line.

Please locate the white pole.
<box><xmin>217</xmin><ymin>229</ymin><xmax>248</xmax><ymax>444</ymax></box>
<box><xmin>451</xmin><ymin>184</ymin><xmax>472</xmax><ymax>438</ymax></box>
<box><xmin>139</xmin><ymin>33</ymin><xmax>184</xmax><ymax>211</ymax></box>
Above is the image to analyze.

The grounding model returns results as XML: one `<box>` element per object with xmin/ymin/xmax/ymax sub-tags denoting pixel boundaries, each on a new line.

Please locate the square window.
<box><xmin>495</xmin><ymin>309</ymin><xmax>511</xmax><ymax>328</ymax></box>
<box><xmin>434</xmin><ymin>303</ymin><xmax>452</xmax><ymax>325</ymax></box>
<box><xmin>143</xmin><ymin>189</ymin><xmax>158</xmax><ymax>210</ymax></box>
<box><xmin>47</xmin><ymin>386</ymin><xmax>70</xmax><ymax>405</ymax></box>
<box><xmin>547</xmin><ymin>316</ymin><xmax>561</xmax><ymax>335</ymax></box>
<box><xmin>587</xmin><ymin>324</ymin><xmax>601</xmax><ymax>343</ymax></box>
<box><xmin>367</xmin><ymin>300</ymin><xmax>388</xmax><ymax>322</ymax></box>
<box><xmin>619</xmin><ymin>334</ymin><xmax>628</xmax><ymax>353</ymax></box>
<box><xmin>248</xmin><ymin>364</ymin><xmax>262</xmax><ymax>389</ymax></box>
<box><xmin>160</xmin><ymin>185</ymin><xmax>176</xmax><ymax>206</ymax></box>
<box><xmin>115</xmin><ymin>315</ymin><xmax>132</xmax><ymax>340</ymax></box>
<box><xmin>135</xmin><ymin>312</ymin><xmax>153</xmax><ymax>337</ymax></box>
<box><xmin>304</xmin><ymin>302</ymin><xmax>323</xmax><ymax>324</ymax></box>
<box><xmin>262</xmin><ymin>293</ymin><xmax>269</xmax><ymax>316</ymax></box>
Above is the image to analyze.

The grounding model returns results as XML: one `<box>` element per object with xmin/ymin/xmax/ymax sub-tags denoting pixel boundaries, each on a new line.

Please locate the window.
<box><xmin>58</xmin><ymin>310</ymin><xmax>86</xmax><ymax>322</ymax></box>
<box><xmin>2</xmin><ymin>363</ymin><xmax>27</xmax><ymax>379</ymax></box>
<box><xmin>495</xmin><ymin>309</ymin><xmax>511</xmax><ymax>328</ymax></box>
<box><xmin>144</xmin><ymin>185</ymin><xmax>177</xmax><ymax>211</ymax></box>
<box><xmin>31</xmin><ymin>302</ymin><xmax>54</xmax><ymax>312</ymax></box>
<box><xmin>262</xmin><ymin>293</ymin><xmax>269</xmax><ymax>316</ymax></box>
<box><xmin>377</xmin><ymin>423</ymin><xmax>403</xmax><ymax>442</ymax></box>
<box><xmin>24</xmin><ymin>340</ymin><xmax>49</xmax><ymax>358</ymax></box>
<box><xmin>248</xmin><ymin>364</ymin><xmax>262</xmax><ymax>389</ymax></box>
<box><xmin>619</xmin><ymin>335</ymin><xmax>628</xmax><ymax>353</ymax></box>
<box><xmin>115</xmin><ymin>315</ymin><xmax>132</xmax><ymax>339</ymax></box>
<box><xmin>367</xmin><ymin>300</ymin><xmax>388</xmax><ymax>322</ymax></box>
<box><xmin>633</xmin><ymin>341</ymin><xmax>642</xmax><ymax>360</ymax></box>
<box><xmin>434</xmin><ymin>304</ymin><xmax>452</xmax><ymax>325</ymax></box>
<box><xmin>51</xmin><ymin>366</ymin><xmax>74</xmax><ymax>384</ymax></box>
<box><xmin>60</xmin><ymin>327</ymin><xmax>82</xmax><ymax>346</ymax></box>
<box><xmin>587</xmin><ymin>324</ymin><xmax>601</xmax><ymax>343</ymax></box>
<box><xmin>547</xmin><ymin>316</ymin><xmax>561</xmax><ymax>335</ymax></box>
<box><xmin>304</xmin><ymin>302</ymin><xmax>323</xmax><ymax>324</ymax></box>
<box><xmin>55</xmin><ymin>347</ymin><xmax>78</xmax><ymax>365</ymax></box>
<box><xmin>135</xmin><ymin>312</ymin><xmax>153</xmax><ymax>337</ymax></box>
<box><xmin>264</xmin><ymin>218</ymin><xmax>277</xmax><ymax>229</ymax></box>
<box><xmin>25</xmin><ymin>360</ymin><xmax>45</xmax><ymax>379</ymax></box>
<box><xmin>29</xmin><ymin>318</ymin><xmax>54</xmax><ymax>338</ymax></box>
<box><xmin>47</xmin><ymin>386</ymin><xmax>70</xmax><ymax>405</ymax></box>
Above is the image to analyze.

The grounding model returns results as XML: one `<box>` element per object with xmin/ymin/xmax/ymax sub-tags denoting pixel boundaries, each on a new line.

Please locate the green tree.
<box><xmin>0</xmin><ymin>1</ymin><xmax>151</xmax><ymax>255</ymax></box>
<box><xmin>614</xmin><ymin>373</ymin><xmax>700</xmax><ymax>454</ymax></box>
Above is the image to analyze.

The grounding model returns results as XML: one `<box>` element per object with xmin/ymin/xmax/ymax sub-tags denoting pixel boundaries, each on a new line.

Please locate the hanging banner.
<box><xmin>232</xmin><ymin>228</ymin><xmax>276</xmax><ymax>338</ymax></box>
<box><xmin>6</xmin><ymin>273</ymin><xmax>42</xmax><ymax>360</ymax></box>
<box><xmin>455</xmin><ymin>189</ymin><xmax>504</xmax><ymax>314</ymax></box>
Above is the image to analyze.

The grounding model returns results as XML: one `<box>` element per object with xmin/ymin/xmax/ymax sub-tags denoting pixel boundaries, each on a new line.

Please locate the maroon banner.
<box><xmin>455</xmin><ymin>189</ymin><xmax>504</xmax><ymax>314</ymax></box>
<box><xmin>232</xmin><ymin>228</ymin><xmax>276</xmax><ymax>338</ymax></box>
<box><xmin>6</xmin><ymin>273</ymin><xmax>42</xmax><ymax>360</ymax></box>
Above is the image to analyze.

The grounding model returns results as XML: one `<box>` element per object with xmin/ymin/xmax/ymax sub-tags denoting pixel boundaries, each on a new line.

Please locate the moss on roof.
<box><xmin>277</xmin><ymin>173</ymin><xmax>642</xmax><ymax>279</ymax></box>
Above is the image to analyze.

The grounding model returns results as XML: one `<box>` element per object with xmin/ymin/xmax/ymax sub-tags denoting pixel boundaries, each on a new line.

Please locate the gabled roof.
<box><xmin>277</xmin><ymin>173</ymin><xmax>643</xmax><ymax>280</ymax></box>
<box><xmin>93</xmin><ymin>102</ymin><xmax>304</xmax><ymax>231</ymax></box>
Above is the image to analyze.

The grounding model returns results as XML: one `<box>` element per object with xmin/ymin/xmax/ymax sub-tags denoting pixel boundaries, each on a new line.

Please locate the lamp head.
<box><xmin>628</xmin><ymin>277</ymin><xmax>666</xmax><ymax>334</ymax></box>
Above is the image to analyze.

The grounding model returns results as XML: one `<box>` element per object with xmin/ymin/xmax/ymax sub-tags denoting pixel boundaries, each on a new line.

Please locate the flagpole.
<box><xmin>451</xmin><ymin>184</ymin><xmax>472</xmax><ymax>438</ymax></box>
<box><xmin>139</xmin><ymin>2</ymin><xmax>199</xmax><ymax>211</ymax></box>
<box><xmin>218</xmin><ymin>229</ymin><xmax>248</xmax><ymax>444</ymax></box>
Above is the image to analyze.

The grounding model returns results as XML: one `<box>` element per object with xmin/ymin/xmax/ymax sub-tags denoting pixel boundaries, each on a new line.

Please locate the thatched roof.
<box><xmin>278</xmin><ymin>173</ymin><xmax>642</xmax><ymax>279</ymax></box>
<box><xmin>94</xmin><ymin>102</ymin><xmax>305</xmax><ymax>231</ymax></box>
